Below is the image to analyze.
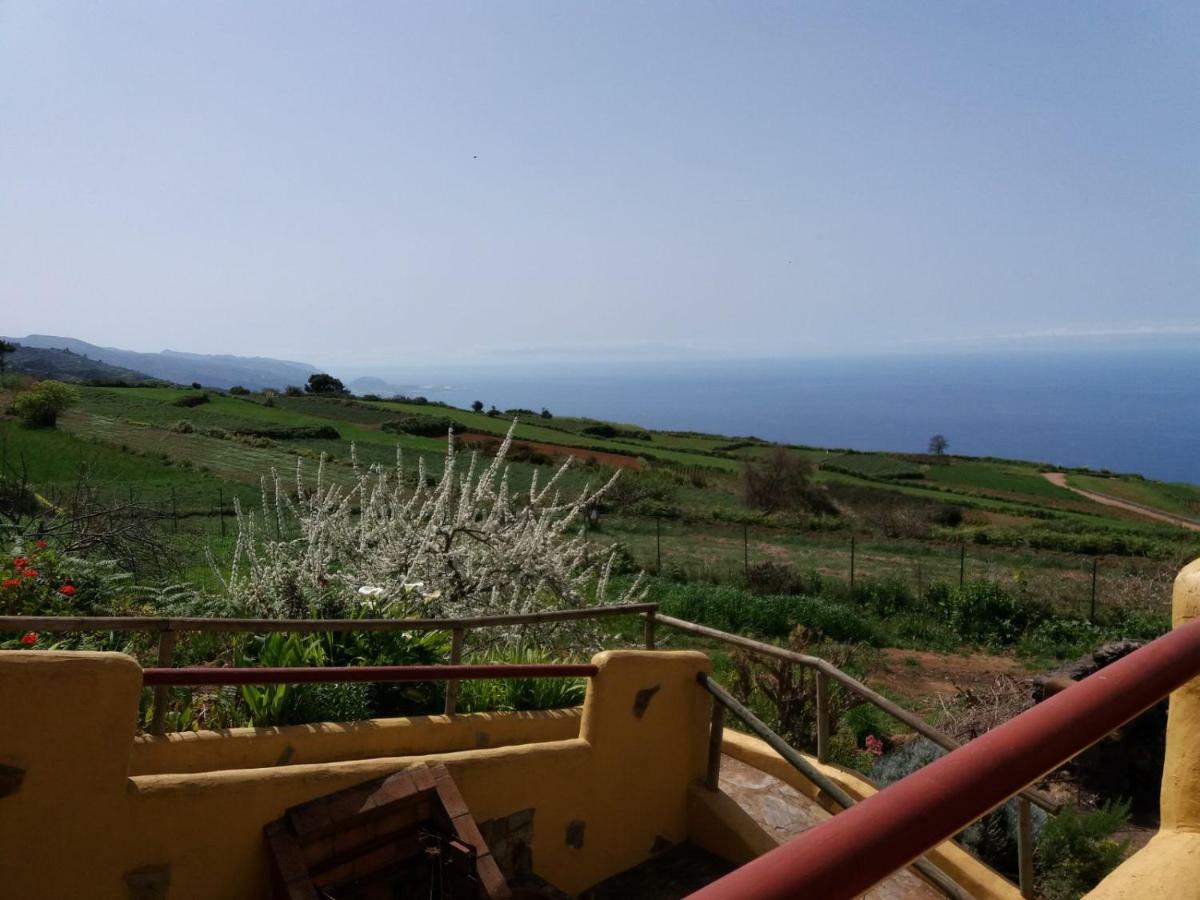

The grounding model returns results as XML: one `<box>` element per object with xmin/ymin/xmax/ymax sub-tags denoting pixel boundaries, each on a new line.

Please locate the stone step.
<box><xmin>719</xmin><ymin>754</ymin><xmax>945</xmax><ymax>900</ymax></box>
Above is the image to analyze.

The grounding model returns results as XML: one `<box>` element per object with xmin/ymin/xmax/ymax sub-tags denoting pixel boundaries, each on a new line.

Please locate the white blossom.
<box><xmin>213</xmin><ymin>422</ymin><xmax>643</xmax><ymax>646</ymax></box>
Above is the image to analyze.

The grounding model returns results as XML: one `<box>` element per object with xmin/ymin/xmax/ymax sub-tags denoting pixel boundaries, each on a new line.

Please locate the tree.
<box><xmin>14</xmin><ymin>381</ymin><xmax>80</xmax><ymax>428</ymax></box>
<box><xmin>228</xmin><ymin>385</ymin><xmax>250</xmax><ymax>395</ymax></box>
<box><xmin>540</xmin><ymin>408</ymin><xmax>553</xmax><ymax>419</ymax></box>
<box><xmin>305</xmin><ymin>373</ymin><xmax>346</xmax><ymax>395</ymax></box>
<box><xmin>929</xmin><ymin>434</ymin><xmax>948</xmax><ymax>456</ymax></box>
<box><xmin>0</xmin><ymin>340</ymin><xmax>15</xmax><ymax>379</ymax></box>
<box><xmin>471</xmin><ymin>400</ymin><xmax>484</xmax><ymax>413</ymax></box>
<box><xmin>741</xmin><ymin>445</ymin><xmax>815</xmax><ymax>514</ymax></box>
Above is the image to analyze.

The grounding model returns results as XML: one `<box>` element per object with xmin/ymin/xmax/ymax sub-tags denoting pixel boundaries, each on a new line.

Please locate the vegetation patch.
<box><xmin>822</xmin><ymin>453</ymin><xmax>924</xmax><ymax>480</ymax></box>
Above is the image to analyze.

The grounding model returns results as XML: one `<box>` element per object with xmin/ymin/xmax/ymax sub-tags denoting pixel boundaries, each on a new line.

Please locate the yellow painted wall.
<box><xmin>130</xmin><ymin>707</ymin><xmax>582</xmax><ymax>775</ymax></box>
<box><xmin>1086</xmin><ymin>557</ymin><xmax>1200</xmax><ymax>899</ymax></box>
<box><xmin>0</xmin><ymin>648</ymin><xmax>710</xmax><ymax>898</ymax></box>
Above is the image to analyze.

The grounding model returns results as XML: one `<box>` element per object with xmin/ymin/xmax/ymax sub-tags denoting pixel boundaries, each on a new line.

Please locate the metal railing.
<box><xmin>142</xmin><ymin>662</ymin><xmax>599</xmax><ymax>686</ymax></box>
<box><xmin>649</xmin><ymin>611</ymin><xmax>1054</xmax><ymax>896</ymax></box>
<box><xmin>688</xmin><ymin>615</ymin><xmax>1200</xmax><ymax>900</ymax></box>
<box><xmin>6</xmin><ymin>600</ymin><xmax>1073</xmax><ymax>895</ymax></box>
<box><xmin>698</xmin><ymin>672</ymin><xmax>971</xmax><ymax>900</ymax></box>
<box><xmin>0</xmin><ymin>603</ymin><xmax>654</xmax><ymax>731</ymax></box>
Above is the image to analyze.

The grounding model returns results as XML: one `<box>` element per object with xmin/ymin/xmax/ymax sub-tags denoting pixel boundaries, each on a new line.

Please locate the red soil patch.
<box><xmin>871</xmin><ymin>648</ymin><xmax>1025</xmax><ymax>714</ymax></box>
<box><xmin>456</xmin><ymin>432</ymin><xmax>642</xmax><ymax>470</ymax></box>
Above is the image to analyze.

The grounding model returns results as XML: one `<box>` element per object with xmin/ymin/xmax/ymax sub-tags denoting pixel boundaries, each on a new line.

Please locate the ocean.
<box><xmin>350</xmin><ymin>349</ymin><xmax>1200</xmax><ymax>485</ymax></box>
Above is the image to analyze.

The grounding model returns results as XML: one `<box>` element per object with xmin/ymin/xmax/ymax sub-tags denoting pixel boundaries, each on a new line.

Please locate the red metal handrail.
<box><xmin>141</xmin><ymin>663</ymin><xmax>599</xmax><ymax>686</ymax></box>
<box><xmin>689</xmin><ymin>615</ymin><xmax>1200</xmax><ymax>900</ymax></box>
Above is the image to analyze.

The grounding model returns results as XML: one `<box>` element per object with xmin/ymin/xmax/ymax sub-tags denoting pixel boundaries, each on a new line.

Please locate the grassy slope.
<box><xmin>5</xmin><ymin>385</ymin><xmax>1198</xmax><ymax>607</ymax></box>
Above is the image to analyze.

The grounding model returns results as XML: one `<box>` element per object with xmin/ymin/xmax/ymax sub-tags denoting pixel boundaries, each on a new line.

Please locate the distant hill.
<box><xmin>3</xmin><ymin>343</ymin><xmax>160</xmax><ymax>384</ymax></box>
<box><xmin>7</xmin><ymin>335</ymin><xmax>320</xmax><ymax>391</ymax></box>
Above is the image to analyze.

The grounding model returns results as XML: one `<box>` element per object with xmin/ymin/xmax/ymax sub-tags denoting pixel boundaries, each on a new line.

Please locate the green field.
<box><xmin>4</xmin><ymin>383</ymin><xmax>1198</xmax><ymax>620</ymax></box>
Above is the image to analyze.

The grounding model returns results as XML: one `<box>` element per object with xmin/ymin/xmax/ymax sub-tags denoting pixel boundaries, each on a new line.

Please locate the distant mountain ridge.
<box><xmin>4</xmin><ymin>343</ymin><xmax>161</xmax><ymax>384</ymax></box>
<box><xmin>7</xmin><ymin>335</ymin><xmax>320</xmax><ymax>390</ymax></box>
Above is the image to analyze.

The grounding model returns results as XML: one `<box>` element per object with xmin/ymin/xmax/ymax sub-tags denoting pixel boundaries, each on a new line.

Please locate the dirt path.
<box><xmin>1042</xmin><ymin>472</ymin><xmax>1200</xmax><ymax>532</ymax></box>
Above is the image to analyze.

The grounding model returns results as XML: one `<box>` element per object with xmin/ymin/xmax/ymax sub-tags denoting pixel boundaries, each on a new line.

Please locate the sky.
<box><xmin>2</xmin><ymin>1</ymin><xmax>1197</xmax><ymax>367</ymax></box>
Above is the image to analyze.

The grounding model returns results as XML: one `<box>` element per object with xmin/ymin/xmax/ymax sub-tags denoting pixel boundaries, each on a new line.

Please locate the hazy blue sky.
<box><xmin>2</xmin><ymin>2</ymin><xmax>1196</xmax><ymax>366</ymax></box>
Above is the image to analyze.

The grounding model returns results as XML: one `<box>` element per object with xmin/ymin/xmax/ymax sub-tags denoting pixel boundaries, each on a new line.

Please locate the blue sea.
<box><xmin>350</xmin><ymin>349</ymin><xmax>1200</xmax><ymax>485</ymax></box>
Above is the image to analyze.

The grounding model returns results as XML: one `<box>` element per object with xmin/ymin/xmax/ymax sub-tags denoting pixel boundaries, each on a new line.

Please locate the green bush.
<box><xmin>929</xmin><ymin>580</ymin><xmax>1046</xmax><ymax>647</ymax></box>
<box><xmin>230</xmin><ymin>425</ymin><xmax>340</xmax><ymax>440</ymax></box>
<box><xmin>1035</xmin><ymin>801</ymin><xmax>1130</xmax><ymax>900</ymax></box>
<box><xmin>172</xmin><ymin>393</ymin><xmax>209</xmax><ymax>408</ymax></box>
<box><xmin>656</xmin><ymin>583</ymin><xmax>884</xmax><ymax>645</ymax></box>
<box><xmin>850</xmin><ymin>577</ymin><xmax>915</xmax><ymax>617</ymax></box>
<box><xmin>13</xmin><ymin>381</ymin><xmax>79</xmax><ymax>427</ymax></box>
<box><xmin>380</xmin><ymin>415</ymin><xmax>458</xmax><ymax>437</ymax></box>
<box><xmin>458</xmin><ymin>646</ymin><xmax>587</xmax><ymax>712</ymax></box>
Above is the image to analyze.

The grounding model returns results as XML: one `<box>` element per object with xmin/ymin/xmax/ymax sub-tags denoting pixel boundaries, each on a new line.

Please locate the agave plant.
<box><xmin>213</xmin><ymin>422</ymin><xmax>643</xmax><ymax>646</ymax></box>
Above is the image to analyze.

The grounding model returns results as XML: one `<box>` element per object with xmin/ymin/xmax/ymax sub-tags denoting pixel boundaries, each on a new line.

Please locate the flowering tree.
<box><xmin>215</xmin><ymin>424</ymin><xmax>644</xmax><ymax>643</ymax></box>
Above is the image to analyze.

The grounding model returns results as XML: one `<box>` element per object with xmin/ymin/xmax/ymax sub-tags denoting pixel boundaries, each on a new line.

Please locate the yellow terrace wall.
<box><xmin>130</xmin><ymin>706</ymin><xmax>582</xmax><ymax>776</ymax></box>
<box><xmin>1086</xmin><ymin>558</ymin><xmax>1200</xmax><ymax>898</ymax></box>
<box><xmin>0</xmin><ymin>648</ymin><xmax>711</xmax><ymax>899</ymax></box>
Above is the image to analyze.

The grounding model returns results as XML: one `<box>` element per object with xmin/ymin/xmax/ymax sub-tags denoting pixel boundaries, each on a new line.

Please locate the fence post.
<box><xmin>959</xmin><ymin>543</ymin><xmax>965</xmax><ymax>586</ymax></box>
<box><xmin>444</xmin><ymin>627</ymin><xmax>465</xmax><ymax>715</ymax></box>
<box><xmin>656</xmin><ymin>517</ymin><xmax>662</xmax><ymax>573</ymax></box>
<box><xmin>849</xmin><ymin>536</ymin><xmax>856</xmax><ymax>591</ymax></box>
<box><xmin>644</xmin><ymin>610</ymin><xmax>656</xmax><ymax>650</ymax></box>
<box><xmin>706</xmin><ymin>698</ymin><xmax>726</xmax><ymax>790</ymax></box>
<box><xmin>1090</xmin><ymin>558</ymin><xmax>1099</xmax><ymax>622</ymax></box>
<box><xmin>816</xmin><ymin>671</ymin><xmax>831</xmax><ymax>764</ymax></box>
<box><xmin>149</xmin><ymin>627</ymin><xmax>177</xmax><ymax>735</ymax></box>
<box><xmin>1017</xmin><ymin>797</ymin><xmax>1035</xmax><ymax>898</ymax></box>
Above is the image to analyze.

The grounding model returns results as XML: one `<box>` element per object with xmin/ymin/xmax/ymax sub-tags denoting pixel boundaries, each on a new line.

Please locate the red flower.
<box><xmin>59</xmin><ymin>584</ymin><xmax>76</xmax><ymax>596</ymax></box>
<box><xmin>21</xmin><ymin>569</ymin><xmax>38</xmax><ymax>579</ymax></box>
<box><xmin>2</xmin><ymin>578</ymin><xmax>19</xmax><ymax>589</ymax></box>
<box><xmin>13</xmin><ymin>557</ymin><xmax>28</xmax><ymax>569</ymax></box>
<box><xmin>35</xmin><ymin>540</ymin><xmax>48</xmax><ymax>549</ymax></box>
<box><xmin>20</xmin><ymin>632</ymin><xmax>38</xmax><ymax>646</ymax></box>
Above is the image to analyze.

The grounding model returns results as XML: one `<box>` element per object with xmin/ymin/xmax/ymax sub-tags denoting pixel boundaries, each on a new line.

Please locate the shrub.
<box><xmin>13</xmin><ymin>381</ymin><xmax>79</xmax><ymax>427</ymax></box>
<box><xmin>1035</xmin><ymin>801</ymin><xmax>1130</xmax><ymax>900</ymax></box>
<box><xmin>228</xmin><ymin>385</ymin><xmax>250</xmax><ymax>395</ymax></box>
<box><xmin>929</xmin><ymin>580</ymin><xmax>1047</xmax><ymax>647</ymax></box>
<box><xmin>216</xmin><ymin>422</ymin><xmax>641</xmax><ymax>633</ymax></box>
<box><xmin>284</xmin><ymin>385</ymin><xmax>303</xmax><ymax>397</ymax></box>
<box><xmin>380</xmin><ymin>415</ymin><xmax>458</xmax><ymax>437</ymax></box>
<box><xmin>458</xmin><ymin>646</ymin><xmax>587</xmax><ymax>712</ymax></box>
<box><xmin>168</xmin><ymin>420</ymin><xmax>194</xmax><ymax>434</ymax></box>
<box><xmin>231</xmin><ymin>425</ymin><xmax>340</xmax><ymax>440</ymax></box>
<box><xmin>742</xmin><ymin>446</ymin><xmax>815</xmax><ymax>514</ymax></box>
<box><xmin>744</xmin><ymin>561</ymin><xmax>824</xmax><ymax>597</ymax></box>
<box><xmin>850</xmin><ymin>577</ymin><xmax>915</xmax><ymax>617</ymax></box>
<box><xmin>172</xmin><ymin>393</ymin><xmax>209</xmax><ymax>408</ymax></box>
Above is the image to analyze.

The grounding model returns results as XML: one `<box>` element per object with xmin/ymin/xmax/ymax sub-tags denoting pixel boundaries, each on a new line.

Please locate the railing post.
<box><xmin>149</xmin><ymin>627</ymin><xmax>177</xmax><ymax>735</ymax></box>
<box><xmin>444</xmin><ymin>627</ymin><xmax>465</xmax><ymax>716</ymax></box>
<box><xmin>1017</xmin><ymin>796</ymin><xmax>1034</xmax><ymax>898</ymax></box>
<box><xmin>815</xmin><ymin>671</ymin><xmax>831</xmax><ymax>764</ymax></box>
<box><xmin>706</xmin><ymin>697</ymin><xmax>726</xmax><ymax>791</ymax></box>
<box><xmin>644</xmin><ymin>610</ymin><xmax>656</xmax><ymax>650</ymax></box>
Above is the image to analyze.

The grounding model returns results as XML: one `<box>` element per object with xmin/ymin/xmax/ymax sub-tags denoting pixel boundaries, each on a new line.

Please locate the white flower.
<box><xmin>358</xmin><ymin>586</ymin><xmax>385</xmax><ymax>597</ymax></box>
